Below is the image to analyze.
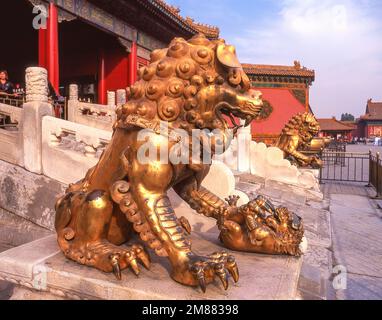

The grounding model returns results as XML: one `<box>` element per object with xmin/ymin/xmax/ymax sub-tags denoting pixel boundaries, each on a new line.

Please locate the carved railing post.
<box><xmin>22</xmin><ymin>67</ymin><xmax>53</xmax><ymax>174</ymax></box>
<box><xmin>25</xmin><ymin>67</ymin><xmax>49</xmax><ymax>103</ymax></box>
<box><xmin>69</xmin><ymin>84</ymin><xmax>79</xmax><ymax>101</ymax></box>
<box><xmin>107</xmin><ymin>91</ymin><xmax>116</xmax><ymax>107</ymax></box>
<box><xmin>68</xmin><ymin>84</ymin><xmax>79</xmax><ymax>122</ymax></box>
<box><xmin>116</xmin><ymin>89</ymin><xmax>126</xmax><ymax>106</ymax></box>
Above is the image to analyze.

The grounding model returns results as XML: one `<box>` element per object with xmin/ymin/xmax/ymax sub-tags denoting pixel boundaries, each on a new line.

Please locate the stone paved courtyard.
<box><xmin>322</xmin><ymin>182</ymin><xmax>382</xmax><ymax>300</ymax></box>
<box><xmin>319</xmin><ymin>143</ymin><xmax>382</xmax><ymax>299</ymax></box>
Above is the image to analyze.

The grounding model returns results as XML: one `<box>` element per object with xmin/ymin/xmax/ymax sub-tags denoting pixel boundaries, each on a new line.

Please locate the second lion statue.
<box><xmin>55</xmin><ymin>34</ymin><xmax>304</xmax><ymax>292</ymax></box>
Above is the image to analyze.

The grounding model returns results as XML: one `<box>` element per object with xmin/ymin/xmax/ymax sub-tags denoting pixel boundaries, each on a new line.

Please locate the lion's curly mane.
<box><xmin>115</xmin><ymin>33</ymin><xmax>251</xmax><ymax>132</ymax></box>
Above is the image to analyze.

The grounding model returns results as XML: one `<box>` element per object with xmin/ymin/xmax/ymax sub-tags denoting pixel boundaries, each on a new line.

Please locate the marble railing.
<box><xmin>0</xmin><ymin>70</ymin><xmax>121</xmax><ymax>180</ymax></box>
<box><xmin>67</xmin><ymin>85</ymin><xmax>127</xmax><ymax>131</ymax></box>
<box><xmin>0</xmin><ymin>103</ymin><xmax>24</xmax><ymax>166</ymax></box>
<box><xmin>42</xmin><ymin>116</ymin><xmax>112</xmax><ymax>184</ymax></box>
<box><xmin>67</xmin><ymin>100</ymin><xmax>116</xmax><ymax>131</ymax></box>
<box><xmin>0</xmin><ymin>103</ymin><xmax>23</xmax><ymax>127</ymax></box>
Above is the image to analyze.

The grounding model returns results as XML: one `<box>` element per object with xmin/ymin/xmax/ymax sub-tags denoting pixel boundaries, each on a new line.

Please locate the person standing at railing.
<box><xmin>0</xmin><ymin>70</ymin><xmax>14</xmax><ymax>96</ymax></box>
<box><xmin>13</xmin><ymin>83</ymin><xmax>25</xmax><ymax>96</ymax></box>
<box><xmin>48</xmin><ymin>81</ymin><xmax>65</xmax><ymax>119</ymax></box>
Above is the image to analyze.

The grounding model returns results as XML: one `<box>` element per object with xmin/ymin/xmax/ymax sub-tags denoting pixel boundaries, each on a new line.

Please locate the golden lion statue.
<box><xmin>276</xmin><ymin>112</ymin><xmax>323</xmax><ymax>168</ymax></box>
<box><xmin>55</xmin><ymin>34</ymin><xmax>304</xmax><ymax>293</ymax></box>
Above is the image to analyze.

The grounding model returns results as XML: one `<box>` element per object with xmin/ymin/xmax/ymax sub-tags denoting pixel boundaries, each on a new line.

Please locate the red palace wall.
<box><xmin>101</xmin><ymin>50</ymin><xmax>149</xmax><ymax>102</ymax></box>
<box><xmin>60</xmin><ymin>44</ymin><xmax>149</xmax><ymax>104</ymax></box>
<box><xmin>103</xmin><ymin>47</ymin><xmax>129</xmax><ymax>101</ymax></box>
<box><xmin>366</xmin><ymin>125</ymin><xmax>382</xmax><ymax>138</ymax></box>
<box><xmin>251</xmin><ymin>87</ymin><xmax>307</xmax><ymax>138</ymax></box>
<box><xmin>60</xmin><ymin>47</ymin><xmax>129</xmax><ymax>103</ymax></box>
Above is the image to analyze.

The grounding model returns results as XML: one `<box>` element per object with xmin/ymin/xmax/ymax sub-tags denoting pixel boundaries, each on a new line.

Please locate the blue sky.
<box><xmin>167</xmin><ymin>0</ymin><xmax>382</xmax><ymax>118</ymax></box>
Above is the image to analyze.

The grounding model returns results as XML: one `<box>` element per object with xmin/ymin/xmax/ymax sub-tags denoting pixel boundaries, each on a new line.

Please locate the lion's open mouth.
<box><xmin>215</xmin><ymin>102</ymin><xmax>259</xmax><ymax>134</ymax></box>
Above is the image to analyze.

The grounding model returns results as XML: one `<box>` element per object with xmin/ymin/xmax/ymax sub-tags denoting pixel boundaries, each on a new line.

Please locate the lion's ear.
<box><xmin>216</xmin><ymin>44</ymin><xmax>241</xmax><ymax>68</ymax></box>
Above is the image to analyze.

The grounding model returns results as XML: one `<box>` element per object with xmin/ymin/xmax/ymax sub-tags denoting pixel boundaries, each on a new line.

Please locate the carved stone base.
<box><xmin>0</xmin><ymin>234</ymin><xmax>303</xmax><ymax>300</ymax></box>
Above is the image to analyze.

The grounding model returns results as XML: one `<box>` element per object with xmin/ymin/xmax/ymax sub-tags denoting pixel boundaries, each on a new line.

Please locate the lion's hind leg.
<box><xmin>55</xmin><ymin>189</ymin><xmax>150</xmax><ymax>280</ymax></box>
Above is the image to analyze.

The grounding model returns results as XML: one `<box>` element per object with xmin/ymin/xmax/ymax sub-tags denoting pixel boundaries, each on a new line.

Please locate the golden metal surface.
<box><xmin>55</xmin><ymin>34</ymin><xmax>304</xmax><ymax>292</ymax></box>
<box><xmin>275</xmin><ymin>112</ymin><xmax>324</xmax><ymax>168</ymax></box>
<box><xmin>308</xmin><ymin>137</ymin><xmax>332</xmax><ymax>152</ymax></box>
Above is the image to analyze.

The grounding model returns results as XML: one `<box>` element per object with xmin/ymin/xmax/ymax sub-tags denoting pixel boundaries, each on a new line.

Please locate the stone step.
<box><xmin>0</xmin><ymin>208</ymin><xmax>53</xmax><ymax>249</ymax></box>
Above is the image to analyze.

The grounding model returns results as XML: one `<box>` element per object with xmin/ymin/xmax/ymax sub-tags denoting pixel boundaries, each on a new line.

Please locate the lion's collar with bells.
<box><xmin>115</xmin><ymin>113</ymin><xmax>232</xmax><ymax>156</ymax></box>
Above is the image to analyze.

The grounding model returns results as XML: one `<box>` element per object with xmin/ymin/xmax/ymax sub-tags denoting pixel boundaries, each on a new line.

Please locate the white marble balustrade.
<box><xmin>0</xmin><ymin>103</ymin><xmax>24</xmax><ymax>166</ymax></box>
<box><xmin>42</xmin><ymin>116</ymin><xmax>112</xmax><ymax>184</ymax></box>
<box><xmin>67</xmin><ymin>99</ymin><xmax>116</xmax><ymax>131</ymax></box>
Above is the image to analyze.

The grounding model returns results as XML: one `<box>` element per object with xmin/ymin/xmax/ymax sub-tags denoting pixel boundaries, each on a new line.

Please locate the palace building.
<box><xmin>316</xmin><ymin>117</ymin><xmax>355</xmax><ymax>141</ymax></box>
<box><xmin>243</xmin><ymin>61</ymin><xmax>315</xmax><ymax>144</ymax></box>
<box><xmin>3</xmin><ymin>0</ymin><xmax>219</xmax><ymax>104</ymax></box>
<box><xmin>357</xmin><ymin>99</ymin><xmax>382</xmax><ymax>138</ymax></box>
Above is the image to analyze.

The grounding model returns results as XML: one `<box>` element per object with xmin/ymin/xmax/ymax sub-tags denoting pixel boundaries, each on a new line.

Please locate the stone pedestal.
<box><xmin>0</xmin><ymin>234</ymin><xmax>302</xmax><ymax>300</ymax></box>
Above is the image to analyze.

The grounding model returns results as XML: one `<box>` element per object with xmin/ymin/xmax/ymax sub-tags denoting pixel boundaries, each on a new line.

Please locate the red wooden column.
<box><xmin>127</xmin><ymin>41</ymin><xmax>137</xmax><ymax>87</ymax></box>
<box><xmin>98</xmin><ymin>50</ymin><xmax>106</xmax><ymax>104</ymax></box>
<box><xmin>47</xmin><ymin>2</ymin><xmax>59</xmax><ymax>94</ymax></box>
<box><xmin>38</xmin><ymin>28</ymin><xmax>48</xmax><ymax>68</ymax></box>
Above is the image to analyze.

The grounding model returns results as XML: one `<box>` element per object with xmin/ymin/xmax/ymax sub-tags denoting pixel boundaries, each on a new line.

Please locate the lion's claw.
<box><xmin>179</xmin><ymin>216</ymin><xmax>192</xmax><ymax>235</ymax></box>
<box><xmin>110</xmin><ymin>254</ymin><xmax>122</xmax><ymax>280</ymax></box>
<box><xmin>125</xmin><ymin>244</ymin><xmax>151</xmax><ymax>276</ymax></box>
<box><xmin>226</xmin><ymin>256</ymin><xmax>239</xmax><ymax>283</ymax></box>
<box><xmin>215</xmin><ymin>264</ymin><xmax>229</xmax><ymax>290</ymax></box>
<box><xmin>125</xmin><ymin>251</ymin><xmax>140</xmax><ymax>276</ymax></box>
<box><xmin>64</xmin><ymin>241</ymin><xmax>151</xmax><ymax>280</ymax></box>
<box><xmin>225</xmin><ymin>195</ymin><xmax>240</xmax><ymax>207</ymax></box>
<box><xmin>133</xmin><ymin>245</ymin><xmax>151</xmax><ymax>269</ymax></box>
<box><xmin>188</xmin><ymin>253</ymin><xmax>239</xmax><ymax>293</ymax></box>
<box><xmin>191</xmin><ymin>265</ymin><xmax>207</xmax><ymax>293</ymax></box>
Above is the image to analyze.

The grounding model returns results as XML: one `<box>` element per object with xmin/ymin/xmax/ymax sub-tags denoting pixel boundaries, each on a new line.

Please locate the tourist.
<box><xmin>48</xmin><ymin>81</ymin><xmax>65</xmax><ymax>119</ymax></box>
<box><xmin>0</xmin><ymin>70</ymin><xmax>14</xmax><ymax>96</ymax></box>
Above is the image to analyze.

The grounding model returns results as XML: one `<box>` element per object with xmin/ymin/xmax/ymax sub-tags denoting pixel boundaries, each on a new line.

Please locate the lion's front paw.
<box><xmin>310</xmin><ymin>156</ymin><xmax>323</xmax><ymax>168</ymax></box>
